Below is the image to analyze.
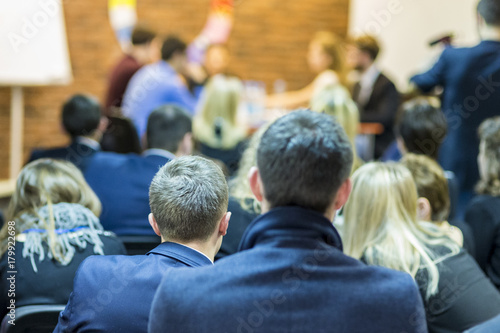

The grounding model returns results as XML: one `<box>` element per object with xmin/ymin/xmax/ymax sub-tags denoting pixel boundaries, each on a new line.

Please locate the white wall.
<box><xmin>349</xmin><ymin>0</ymin><xmax>479</xmax><ymax>90</ymax></box>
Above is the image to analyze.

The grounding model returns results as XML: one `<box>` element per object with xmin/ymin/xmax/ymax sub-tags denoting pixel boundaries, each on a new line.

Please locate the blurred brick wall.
<box><xmin>0</xmin><ymin>0</ymin><xmax>349</xmax><ymax>178</ymax></box>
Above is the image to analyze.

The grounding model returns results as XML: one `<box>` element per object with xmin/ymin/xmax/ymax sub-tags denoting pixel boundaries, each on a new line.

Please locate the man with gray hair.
<box><xmin>149</xmin><ymin>110</ymin><xmax>426</xmax><ymax>332</ymax></box>
<box><xmin>54</xmin><ymin>156</ymin><xmax>230</xmax><ymax>332</ymax></box>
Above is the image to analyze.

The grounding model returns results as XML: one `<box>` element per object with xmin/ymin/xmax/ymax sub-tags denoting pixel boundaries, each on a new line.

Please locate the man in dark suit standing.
<box><xmin>28</xmin><ymin>94</ymin><xmax>106</xmax><ymax>172</ymax></box>
<box><xmin>410</xmin><ymin>0</ymin><xmax>500</xmax><ymax>213</ymax></box>
<box><xmin>149</xmin><ymin>110</ymin><xmax>426</xmax><ymax>333</ymax></box>
<box><xmin>84</xmin><ymin>105</ymin><xmax>193</xmax><ymax>235</ymax></box>
<box><xmin>54</xmin><ymin>156</ymin><xmax>230</xmax><ymax>332</ymax></box>
<box><xmin>349</xmin><ymin>35</ymin><xmax>401</xmax><ymax>159</ymax></box>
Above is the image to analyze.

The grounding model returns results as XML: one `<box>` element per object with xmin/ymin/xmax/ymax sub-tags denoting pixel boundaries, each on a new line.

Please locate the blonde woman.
<box><xmin>310</xmin><ymin>84</ymin><xmax>362</xmax><ymax>173</ymax></box>
<box><xmin>194</xmin><ymin>75</ymin><xmax>248</xmax><ymax>175</ymax></box>
<box><xmin>465</xmin><ymin>117</ymin><xmax>500</xmax><ymax>289</ymax></box>
<box><xmin>343</xmin><ymin>162</ymin><xmax>500</xmax><ymax>332</ymax></box>
<box><xmin>0</xmin><ymin>159</ymin><xmax>125</xmax><ymax>317</ymax></box>
<box><xmin>266</xmin><ymin>31</ymin><xmax>347</xmax><ymax>109</ymax></box>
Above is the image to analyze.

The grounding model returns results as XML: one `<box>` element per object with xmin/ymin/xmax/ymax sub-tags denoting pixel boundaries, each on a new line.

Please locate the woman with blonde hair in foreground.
<box><xmin>343</xmin><ymin>162</ymin><xmax>500</xmax><ymax>332</ymax></box>
<box><xmin>0</xmin><ymin>159</ymin><xmax>125</xmax><ymax>317</ymax></box>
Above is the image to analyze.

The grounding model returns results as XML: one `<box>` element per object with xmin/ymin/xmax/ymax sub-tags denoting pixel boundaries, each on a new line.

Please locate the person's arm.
<box><xmin>410</xmin><ymin>49</ymin><xmax>449</xmax><ymax>93</ymax></box>
<box><xmin>359</xmin><ymin>80</ymin><xmax>400</xmax><ymax>128</ymax></box>
<box><xmin>266</xmin><ymin>83</ymin><xmax>315</xmax><ymax>110</ymax></box>
<box><xmin>167</xmin><ymin>77</ymin><xmax>198</xmax><ymax>115</ymax></box>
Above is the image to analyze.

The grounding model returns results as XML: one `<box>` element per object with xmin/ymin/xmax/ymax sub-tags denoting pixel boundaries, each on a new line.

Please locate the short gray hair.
<box><xmin>149</xmin><ymin>156</ymin><xmax>228</xmax><ymax>241</ymax></box>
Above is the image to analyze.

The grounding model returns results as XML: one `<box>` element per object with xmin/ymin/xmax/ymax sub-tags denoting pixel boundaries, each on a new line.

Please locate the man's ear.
<box><xmin>219</xmin><ymin>212</ymin><xmax>231</xmax><ymax>236</ymax></box>
<box><xmin>333</xmin><ymin>178</ymin><xmax>352</xmax><ymax>210</ymax></box>
<box><xmin>178</xmin><ymin>132</ymin><xmax>193</xmax><ymax>156</ymax></box>
<box><xmin>148</xmin><ymin>213</ymin><xmax>162</xmax><ymax>237</ymax></box>
<box><xmin>417</xmin><ymin>197</ymin><xmax>432</xmax><ymax>221</ymax></box>
<box><xmin>98</xmin><ymin>116</ymin><xmax>109</xmax><ymax>133</ymax></box>
<box><xmin>248</xmin><ymin>166</ymin><xmax>264</xmax><ymax>202</ymax></box>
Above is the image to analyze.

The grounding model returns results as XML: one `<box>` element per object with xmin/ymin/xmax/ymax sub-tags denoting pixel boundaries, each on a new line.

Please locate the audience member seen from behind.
<box><xmin>123</xmin><ymin>35</ymin><xmax>197</xmax><ymax>139</ymax></box>
<box><xmin>401</xmin><ymin>153</ymin><xmax>475</xmax><ymax>254</ymax></box>
<box><xmin>0</xmin><ymin>159</ymin><xmax>125</xmax><ymax>318</ymax></box>
<box><xmin>310</xmin><ymin>83</ymin><xmax>362</xmax><ymax>172</ymax></box>
<box><xmin>28</xmin><ymin>94</ymin><xmax>106</xmax><ymax>173</ymax></box>
<box><xmin>105</xmin><ymin>26</ymin><xmax>159</xmax><ymax>115</ymax></box>
<box><xmin>343</xmin><ymin>162</ymin><xmax>500</xmax><ymax>332</ymax></box>
<box><xmin>346</xmin><ymin>35</ymin><xmax>400</xmax><ymax>159</ymax></box>
<box><xmin>465</xmin><ymin>116</ymin><xmax>500</xmax><ymax>289</ymax></box>
<box><xmin>54</xmin><ymin>156</ymin><xmax>229</xmax><ymax>332</ymax></box>
<box><xmin>410</xmin><ymin>0</ymin><xmax>500</xmax><ymax>210</ymax></box>
<box><xmin>390</xmin><ymin>97</ymin><xmax>459</xmax><ymax>221</ymax></box>
<box><xmin>149</xmin><ymin>110</ymin><xmax>427</xmax><ymax>333</ymax></box>
<box><xmin>84</xmin><ymin>105</ymin><xmax>193</xmax><ymax>236</ymax></box>
<box><xmin>266</xmin><ymin>32</ymin><xmax>347</xmax><ymax>109</ymax></box>
<box><xmin>194</xmin><ymin>75</ymin><xmax>248</xmax><ymax>175</ymax></box>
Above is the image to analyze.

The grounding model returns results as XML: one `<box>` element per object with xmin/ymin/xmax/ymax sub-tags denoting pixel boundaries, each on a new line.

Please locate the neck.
<box><xmin>261</xmin><ymin>201</ymin><xmax>336</xmax><ymax>222</ymax></box>
<box><xmin>167</xmin><ymin>60</ymin><xmax>180</xmax><ymax>73</ymax></box>
<box><xmin>165</xmin><ymin>238</ymin><xmax>215</xmax><ymax>262</ymax></box>
<box><xmin>480</xmin><ymin>26</ymin><xmax>500</xmax><ymax>41</ymax></box>
<box><xmin>130</xmin><ymin>46</ymin><xmax>150</xmax><ymax>65</ymax></box>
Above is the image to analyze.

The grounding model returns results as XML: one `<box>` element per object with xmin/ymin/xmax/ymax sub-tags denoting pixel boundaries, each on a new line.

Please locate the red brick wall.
<box><xmin>0</xmin><ymin>0</ymin><xmax>349</xmax><ymax>179</ymax></box>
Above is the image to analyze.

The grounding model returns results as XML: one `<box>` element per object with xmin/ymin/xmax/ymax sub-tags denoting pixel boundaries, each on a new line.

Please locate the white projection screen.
<box><xmin>349</xmin><ymin>0</ymin><xmax>480</xmax><ymax>90</ymax></box>
<box><xmin>0</xmin><ymin>0</ymin><xmax>72</xmax><ymax>86</ymax></box>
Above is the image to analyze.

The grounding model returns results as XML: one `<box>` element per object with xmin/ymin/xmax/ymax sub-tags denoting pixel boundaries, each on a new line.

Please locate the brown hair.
<box><xmin>476</xmin><ymin>117</ymin><xmax>500</xmax><ymax>196</ymax></box>
<box><xmin>351</xmin><ymin>35</ymin><xmax>380</xmax><ymax>60</ymax></box>
<box><xmin>401</xmin><ymin>153</ymin><xmax>450</xmax><ymax>222</ymax></box>
<box><xmin>312</xmin><ymin>31</ymin><xmax>347</xmax><ymax>85</ymax></box>
<box><xmin>131</xmin><ymin>26</ymin><xmax>156</xmax><ymax>45</ymax></box>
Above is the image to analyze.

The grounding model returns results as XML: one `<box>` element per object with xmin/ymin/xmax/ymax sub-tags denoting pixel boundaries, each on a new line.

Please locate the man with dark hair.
<box><xmin>149</xmin><ymin>110</ymin><xmax>427</xmax><ymax>333</ymax></box>
<box><xmin>84</xmin><ymin>105</ymin><xmax>193</xmax><ymax>235</ymax></box>
<box><xmin>28</xmin><ymin>94</ymin><xmax>106</xmax><ymax>172</ymax></box>
<box><xmin>123</xmin><ymin>35</ymin><xmax>197</xmax><ymax>139</ymax></box>
<box><xmin>410</xmin><ymin>0</ymin><xmax>500</xmax><ymax>213</ymax></box>
<box><xmin>347</xmin><ymin>35</ymin><xmax>401</xmax><ymax>159</ymax></box>
<box><xmin>54</xmin><ymin>156</ymin><xmax>230</xmax><ymax>332</ymax></box>
<box><xmin>105</xmin><ymin>25</ymin><xmax>159</xmax><ymax>114</ymax></box>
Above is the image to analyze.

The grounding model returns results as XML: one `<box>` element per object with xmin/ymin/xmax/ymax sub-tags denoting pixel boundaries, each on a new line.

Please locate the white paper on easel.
<box><xmin>349</xmin><ymin>0</ymin><xmax>479</xmax><ymax>90</ymax></box>
<box><xmin>0</xmin><ymin>0</ymin><xmax>72</xmax><ymax>86</ymax></box>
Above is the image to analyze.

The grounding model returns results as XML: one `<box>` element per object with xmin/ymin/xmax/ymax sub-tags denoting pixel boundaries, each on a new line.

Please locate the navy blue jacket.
<box><xmin>411</xmin><ymin>41</ymin><xmax>500</xmax><ymax>193</ymax></box>
<box><xmin>149</xmin><ymin>207</ymin><xmax>427</xmax><ymax>333</ymax></box>
<box><xmin>29</xmin><ymin>140</ymin><xmax>100</xmax><ymax>173</ymax></box>
<box><xmin>54</xmin><ymin>242</ymin><xmax>212</xmax><ymax>332</ymax></box>
<box><xmin>84</xmin><ymin>151</ymin><xmax>171</xmax><ymax>235</ymax></box>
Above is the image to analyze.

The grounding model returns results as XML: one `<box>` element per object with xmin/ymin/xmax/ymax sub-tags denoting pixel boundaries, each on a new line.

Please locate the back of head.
<box><xmin>146</xmin><ymin>105</ymin><xmax>192</xmax><ymax>152</ymax></box>
<box><xmin>149</xmin><ymin>156</ymin><xmax>228</xmax><ymax>242</ymax></box>
<box><xmin>477</xmin><ymin>116</ymin><xmax>500</xmax><ymax>195</ymax></box>
<box><xmin>6</xmin><ymin>159</ymin><xmax>101</xmax><ymax>222</ymax></box>
<box><xmin>161</xmin><ymin>35</ymin><xmax>187</xmax><ymax>61</ymax></box>
<box><xmin>478</xmin><ymin>0</ymin><xmax>500</xmax><ymax>26</ymax></box>
<box><xmin>62</xmin><ymin>94</ymin><xmax>102</xmax><ymax>138</ymax></box>
<box><xmin>131</xmin><ymin>26</ymin><xmax>156</xmax><ymax>46</ymax></box>
<box><xmin>194</xmin><ymin>75</ymin><xmax>244</xmax><ymax>149</ymax></box>
<box><xmin>396</xmin><ymin>97</ymin><xmax>447</xmax><ymax>160</ymax></box>
<box><xmin>312</xmin><ymin>31</ymin><xmax>346</xmax><ymax>80</ymax></box>
<box><xmin>352</xmin><ymin>35</ymin><xmax>380</xmax><ymax>61</ymax></box>
<box><xmin>401</xmin><ymin>153</ymin><xmax>450</xmax><ymax>222</ymax></box>
<box><xmin>257</xmin><ymin>109</ymin><xmax>353</xmax><ymax>213</ymax></box>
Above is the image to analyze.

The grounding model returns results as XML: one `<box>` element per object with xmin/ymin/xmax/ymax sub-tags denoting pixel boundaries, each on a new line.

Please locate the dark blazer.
<box><xmin>149</xmin><ymin>207</ymin><xmax>427</xmax><ymax>333</ymax></box>
<box><xmin>416</xmin><ymin>247</ymin><xmax>500</xmax><ymax>332</ymax></box>
<box><xmin>84</xmin><ymin>151</ymin><xmax>171</xmax><ymax>235</ymax></box>
<box><xmin>54</xmin><ymin>242</ymin><xmax>212</xmax><ymax>333</ymax></box>
<box><xmin>215</xmin><ymin>197</ymin><xmax>258</xmax><ymax>260</ymax></box>
<box><xmin>28</xmin><ymin>140</ymin><xmax>100</xmax><ymax>173</ymax></box>
<box><xmin>0</xmin><ymin>234</ymin><xmax>125</xmax><ymax>319</ymax></box>
<box><xmin>353</xmin><ymin>72</ymin><xmax>401</xmax><ymax>159</ymax></box>
<box><xmin>411</xmin><ymin>41</ymin><xmax>500</xmax><ymax>194</ymax></box>
<box><xmin>465</xmin><ymin>195</ymin><xmax>500</xmax><ymax>288</ymax></box>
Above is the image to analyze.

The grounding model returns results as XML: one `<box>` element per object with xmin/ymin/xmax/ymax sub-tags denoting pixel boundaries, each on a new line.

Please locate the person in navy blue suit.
<box><xmin>28</xmin><ymin>94</ymin><xmax>107</xmax><ymax>173</ymax></box>
<box><xmin>54</xmin><ymin>156</ymin><xmax>230</xmax><ymax>332</ymax></box>
<box><xmin>149</xmin><ymin>110</ymin><xmax>427</xmax><ymax>333</ymax></box>
<box><xmin>84</xmin><ymin>105</ymin><xmax>193</xmax><ymax>235</ymax></box>
<box><xmin>410</xmin><ymin>0</ymin><xmax>500</xmax><ymax>212</ymax></box>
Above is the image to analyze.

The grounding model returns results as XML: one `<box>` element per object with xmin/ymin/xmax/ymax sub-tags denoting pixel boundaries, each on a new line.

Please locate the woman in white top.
<box><xmin>266</xmin><ymin>31</ymin><xmax>347</xmax><ymax>109</ymax></box>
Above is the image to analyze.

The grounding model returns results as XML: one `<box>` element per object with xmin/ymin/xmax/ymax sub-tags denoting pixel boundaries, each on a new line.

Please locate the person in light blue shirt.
<box><xmin>123</xmin><ymin>36</ymin><xmax>197</xmax><ymax>139</ymax></box>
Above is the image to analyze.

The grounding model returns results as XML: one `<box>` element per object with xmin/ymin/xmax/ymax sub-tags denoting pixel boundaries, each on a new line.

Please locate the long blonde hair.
<box><xmin>312</xmin><ymin>31</ymin><xmax>347</xmax><ymax>86</ymax></box>
<box><xmin>0</xmin><ymin>159</ymin><xmax>101</xmax><ymax>260</ymax></box>
<box><xmin>310</xmin><ymin>84</ymin><xmax>362</xmax><ymax>172</ymax></box>
<box><xmin>194</xmin><ymin>75</ymin><xmax>247</xmax><ymax>149</ymax></box>
<box><xmin>343</xmin><ymin>162</ymin><xmax>459</xmax><ymax>299</ymax></box>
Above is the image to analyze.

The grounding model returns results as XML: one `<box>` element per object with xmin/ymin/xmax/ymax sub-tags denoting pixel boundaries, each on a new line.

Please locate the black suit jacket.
<box><xmin>353</xmin><ymin>72</ymin><xmax>401</xmax><ymax>159</ymax></box>
<box><xmin>28</xmin><ymin>141</ymin><xmax>100</xmax><ymax>173</ymax></box>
